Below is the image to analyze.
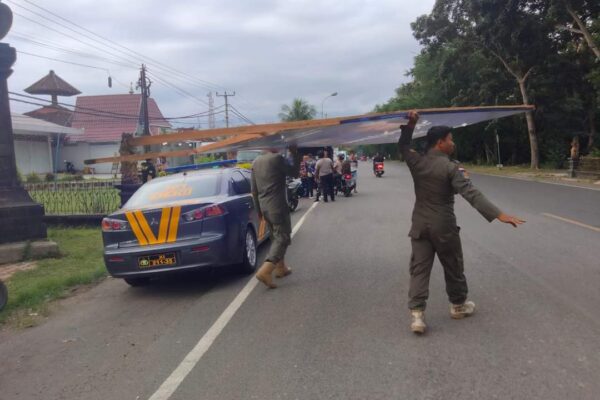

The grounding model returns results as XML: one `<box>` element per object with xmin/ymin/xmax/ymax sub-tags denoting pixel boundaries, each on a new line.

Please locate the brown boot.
<box><xmin>450</xmin><ymin>301</ymin><xmax>476</xmax><ymax>319</ymax></box>
<box><xmin>274</xmin><ymin>261</ymin><xmax>292</xmax><ymax>279</ymax></box>
<box><xmin>410</xmin><ymin>310</ymin><xmax>426</xmax><ymax>334</ymax></box>
<box><xmin>255</xmin><ymin>261</ymin><xmax>277</xmax><ymax>289</ymax></box>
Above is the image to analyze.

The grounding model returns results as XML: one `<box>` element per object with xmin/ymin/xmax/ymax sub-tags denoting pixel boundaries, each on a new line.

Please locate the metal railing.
<box><xmin>24</xmin><ymin>180</ymin><xmax>121</xmax><ymax>216</ymax></box>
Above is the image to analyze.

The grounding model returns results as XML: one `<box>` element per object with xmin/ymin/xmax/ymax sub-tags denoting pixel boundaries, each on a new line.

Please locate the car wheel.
<box><xmin>0</xmin><ymin>281</ymin><xmax>7</xmax><ymax>311</ymax></box>
<box><xmin>124</xmin><ymin>277</ymin><xmax>151</xmax><ymax>287</ymax></box>
<box><xmin>239</xmin><ymin>228</ymin><xmax>258</xmax><ymax>274</ymax></box>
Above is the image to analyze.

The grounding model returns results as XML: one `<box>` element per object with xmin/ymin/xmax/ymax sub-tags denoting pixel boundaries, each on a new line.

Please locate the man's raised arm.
<box><xmin>398</xmin><ymin>111</ymin><xmax>420</xmax><ymax>167</ymax></box>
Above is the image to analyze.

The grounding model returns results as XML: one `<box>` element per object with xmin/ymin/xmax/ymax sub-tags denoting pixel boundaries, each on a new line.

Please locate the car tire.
<box><xmin>0</xmin><ymin>281</ymin><xmax>7</xmax><ymax>311</ymax></box>
<box><xmin>124</xmin><ymin>277</ymin><xmax>151</xmax><ymax>287</ymax></box>
<box><xmin>239</xmin><ymin>228</ymin><xmax>258</xmax><ymax>274</ymax></box>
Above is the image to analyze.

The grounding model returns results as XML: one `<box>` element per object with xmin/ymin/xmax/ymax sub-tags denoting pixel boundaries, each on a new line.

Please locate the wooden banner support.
<box><xmin>85</xmin><ymin>134</ymin><xmax>263</xmax><ymax>165</ymax></box>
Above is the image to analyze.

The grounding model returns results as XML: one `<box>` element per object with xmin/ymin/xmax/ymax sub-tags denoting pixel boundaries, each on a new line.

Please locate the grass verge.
<box><xmin>0</xmin><ymin>227</ymin><xmax>107</xmax><ymax>328</ymax></box>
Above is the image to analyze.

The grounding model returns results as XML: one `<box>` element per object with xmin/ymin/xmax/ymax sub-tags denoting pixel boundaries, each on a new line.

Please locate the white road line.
<box><xmin>472</xmin><ymin>171</ymin><xmax>600</xmax><ymax>191</ymax></box>
<box><xmin>542</xmin><ymin>213</ymin><xmax>600</xmax><ymax>233</ymax></box>
<box><xmin>147</xmin><ymin>201</ymin><xmax>319</xmax><ymax>400</ymax></box>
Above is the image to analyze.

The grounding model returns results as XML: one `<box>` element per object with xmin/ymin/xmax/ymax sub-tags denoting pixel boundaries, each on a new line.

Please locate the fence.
<box><xmin>24</xmin><ymin>180</ymin><xmax>121</xmax><ymax>216</ymax></box>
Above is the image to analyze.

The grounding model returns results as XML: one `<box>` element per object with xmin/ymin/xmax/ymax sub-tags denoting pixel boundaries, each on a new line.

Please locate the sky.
<box><xmin>4</xmin><ymin>0</ymin><xmax>435</xmax><ymax>128</ymax></box>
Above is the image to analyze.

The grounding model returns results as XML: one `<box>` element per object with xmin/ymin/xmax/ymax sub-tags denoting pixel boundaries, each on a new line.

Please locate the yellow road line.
<box><xmin>542</xmin><ymin>213</ymin><xmax>600</xmax><ymax>233</ymax></box>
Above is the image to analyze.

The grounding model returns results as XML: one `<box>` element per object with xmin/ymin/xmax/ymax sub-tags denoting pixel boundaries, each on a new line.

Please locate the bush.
<box><xmin>45</xmin><ymin>173</ymin><xmax>55</xmax><ymax>182</ymax></box>
<box><xmin>25</xmin><ymin>173</ymin><xmax>41</xmax><ymax>183</ymax></box>
<box><xmin>589</xmin><ymin>147</ymin><xmax>600</xmax><ymax>158</ymax></box>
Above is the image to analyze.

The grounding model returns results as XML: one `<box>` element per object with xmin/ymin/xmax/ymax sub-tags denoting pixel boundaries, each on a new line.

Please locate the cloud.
<box><xmin>5</xmin><ymin>0</ymin><xmax>435</xmax><ymax>127</ymax></box>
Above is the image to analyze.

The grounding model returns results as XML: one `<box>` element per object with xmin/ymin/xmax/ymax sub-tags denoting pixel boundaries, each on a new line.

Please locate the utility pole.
<box><xmin>207</xmin><ymin>91</ymin><xmax>216</xmax><ymax>129</ymax></box>
<box><xmin>216</xmin><ymin>91</ymin><xmax>235</xmax><ymax>128</ymax></box>
<box><xmin>136</xmin><ymin>64</ymin><xmax>152</xmax><ymax>137</ymax></box>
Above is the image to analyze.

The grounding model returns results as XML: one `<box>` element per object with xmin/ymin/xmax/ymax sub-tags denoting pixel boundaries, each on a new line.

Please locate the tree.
<box><xmin>279</xmin><ymin>98</ymin><xmax>317</xmax><ymax>122</ymax></box>
<box><xmin>412</xmin><ymin>0</ymin><xmax>557</xmax><ymax>169</ymax></box>
<box><xmin>551</xmin><ymin>0</ymin><xmax>600</xmax><ymax>60</ymax></box>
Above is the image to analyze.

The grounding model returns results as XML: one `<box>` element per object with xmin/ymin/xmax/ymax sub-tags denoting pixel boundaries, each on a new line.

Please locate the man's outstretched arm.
<box><xmin>449</xmin><ymin>164</ymin><xmax>525</xmax><ymax>227</ymax></box>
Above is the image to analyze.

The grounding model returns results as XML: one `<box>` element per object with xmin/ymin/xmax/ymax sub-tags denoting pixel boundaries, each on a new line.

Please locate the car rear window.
<box><xmin>124</xmin><ymin>174</ymin><xmax>221</xmax><ymax>209</ymax></box>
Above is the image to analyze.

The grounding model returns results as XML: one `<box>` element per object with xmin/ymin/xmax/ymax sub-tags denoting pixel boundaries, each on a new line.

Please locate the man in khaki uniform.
<box><xmin>251</xmin><ymin>149</ymin><xmax>294</xmax><ymax>288</ymax></box>
<box><xmin>399</xmin><ymin>111</ymin><xmax>524</xmax><ymax>334</ymax></box>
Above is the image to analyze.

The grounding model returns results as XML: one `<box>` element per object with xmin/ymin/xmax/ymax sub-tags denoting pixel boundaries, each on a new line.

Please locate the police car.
<box><xmin>102</xmin><ymin>168</ymin><xmax>269</xmax><ymax>286</ymax></box>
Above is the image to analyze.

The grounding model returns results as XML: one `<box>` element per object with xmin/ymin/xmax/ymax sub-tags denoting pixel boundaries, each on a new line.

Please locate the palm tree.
<box><xmin>279</xmin><ymin>98</ymin><xmax>317</xmax><ymax>121</ymax></box>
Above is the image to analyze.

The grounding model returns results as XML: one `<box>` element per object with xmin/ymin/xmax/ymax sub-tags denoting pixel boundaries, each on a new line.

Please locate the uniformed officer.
<box><xmin>251</xmin><ymin>148</ymin><xmax>295</xmax><ymax>288</ymax></box>
<box><xmin>398</xmin><ymin>111</ymin><xmax>524</xmax><ymax>334</ymax></box>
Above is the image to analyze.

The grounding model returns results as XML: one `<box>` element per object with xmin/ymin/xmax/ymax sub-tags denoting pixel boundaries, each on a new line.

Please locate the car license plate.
<box><xmin>138</xmin><ymin>253</ymin><xmax>176</xmax><ymax>268</ymax></box>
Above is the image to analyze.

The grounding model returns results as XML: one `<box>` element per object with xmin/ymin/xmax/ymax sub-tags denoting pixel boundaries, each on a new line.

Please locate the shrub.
<box><xmin>589</xmin><ymin>147</ymin><xmax>600</xmax><ymax>158</ymax></box>
<box><xmin>25</xmin><ymin>173</ymin><xmax>41</xmax><ymax>183</ymax></box>
<box><xmin>45</xmin><ymin>173</ymin><xmax>55</xmax><ymax>182</ymax></box>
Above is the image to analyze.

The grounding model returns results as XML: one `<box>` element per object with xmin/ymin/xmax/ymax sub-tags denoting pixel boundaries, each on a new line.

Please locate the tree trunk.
<box><xmin>588</xmin><ymin>107</ymin><xmax>596</xmax><ymax>151</ymax></box>
<box><xmin>518</xmin><ymin>79</ymin><xmax>539</xmax><ymax>169</ymax></box>
<box><xmin>566</xmin><ymin>4</ymin><xmax>600</xmax><ymax>60</ymax></box>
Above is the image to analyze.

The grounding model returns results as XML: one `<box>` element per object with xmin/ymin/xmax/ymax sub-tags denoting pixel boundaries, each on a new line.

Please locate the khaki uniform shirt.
<box><xmin>398</xmin><ymin>126</ymin><xmax>501</xmax><ymax>239</ymax></box>
<box><xmin>251</xmin><ymin>152</ymin><xmax>293</xmax><ymax>221</ymax></box>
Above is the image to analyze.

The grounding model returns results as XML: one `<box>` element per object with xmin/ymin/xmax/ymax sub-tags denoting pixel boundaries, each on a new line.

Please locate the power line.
<box><xmin>9</xmin><ymin>92</ymin><xmax>224</xmax><ymax>121</ymax></box>
<box><xmin>9</xmin><ymin>0</ymin><xmax>258</xmax><ymax>122</ymax></box>
<box><xmin>10</xmin><ymin>0</ymin><xmax>228</xmax><ymax>93</ymax></box>
<box><xmin>229</xmin><ymin>104</ymin><xmax>255</xmax><ymax>125</ymax></box>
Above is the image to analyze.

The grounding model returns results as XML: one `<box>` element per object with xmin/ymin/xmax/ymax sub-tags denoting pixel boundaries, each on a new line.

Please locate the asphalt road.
<box><xmin>1</xmin><ymin>161</ymin><xmax>599</xmax><ymax>400</ymax></box>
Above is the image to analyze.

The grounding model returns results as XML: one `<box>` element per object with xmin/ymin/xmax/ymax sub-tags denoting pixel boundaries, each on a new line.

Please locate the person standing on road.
<box><xmin>398</xmin><ymin>111</ymin><xmax>525</xmax><ymax>334</ymax></box>
<box><xmin>315</xmin><ymin>150</ymin><xmax>335</xmax><ymax>202</ymax></box>
<box><xmin>349</xmin><ymin>150</ymin><xmax>358</xmax><ymax>193</ymax></box>
<box><xmin>251</xmin><ymin>149</ymin><xmax>295</xmax><ymax>289</ymax></box>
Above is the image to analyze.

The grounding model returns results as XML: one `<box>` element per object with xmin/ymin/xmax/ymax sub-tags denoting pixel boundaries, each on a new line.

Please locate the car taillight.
<box><xmin>101</xmin><ymin>218</ymin><xmax>129</xmax><ymax>232</ymax></box>
<box><xmin>183</xmin><ymin>205</ymin><xmax>225</xmax><ymax>222</ymax></box>
<box><xmin>204</xmin><ymin>204</ymin><xmax>225</xmax><ymax>217</ymax></box>
<box><xmin>183</xmin><ymin>208</ymin><xmax>204</xmax><ymax>222</ymax></box>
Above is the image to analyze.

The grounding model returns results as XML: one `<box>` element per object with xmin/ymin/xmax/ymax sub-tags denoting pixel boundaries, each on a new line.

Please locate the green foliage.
<box><xmin>25</xmin><ymin>173</ymin><xmax>41</xmax><ymax>183</ymax></box>
<box><xmin>279</xmin><ymin>98</ymin><xmax>317</xmax><ymax>121</ymax></box>
<box><xmin>45</xmin><ymin>173</ymin><xmax>55</xmax><ymax>182</ymax></box>
<box><xmin>0</xmin><ymin>228</ymin><xmax>106</xmax><ymax>327</ymax></box>
<box><xmin>194</xmin><ymin>154</ymin><xmax>216</xmax><ymax>164</ymax></box>
<box><xmin>377</xmin><ymin>0</ymin><xmax>600</xmax><ymax>168</ymax></box>
<box><xmin>589</xmin><ymin>147</ymin><xmax>600</xmax><ymax>157</ymax></box>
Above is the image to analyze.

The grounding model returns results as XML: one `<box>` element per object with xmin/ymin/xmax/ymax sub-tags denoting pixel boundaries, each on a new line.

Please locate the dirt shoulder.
<box><xmin>463</xmin><ymin>164</ymin><xmax>600</xmax><ymax>190</ymax></box>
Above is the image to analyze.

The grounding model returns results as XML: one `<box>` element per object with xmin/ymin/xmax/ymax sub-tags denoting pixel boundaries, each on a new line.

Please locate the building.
<box><xmin>62</xmin><ymin>94</ymin><xmax>172</xmax><ymax>174</ymax></box>
<box><xmin>11</xmin><ymin>113</ymin><xmax>83</xmax><ymax>175</ymax></box>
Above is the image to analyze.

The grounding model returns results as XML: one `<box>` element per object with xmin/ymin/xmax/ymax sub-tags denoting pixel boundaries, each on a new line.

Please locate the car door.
<box><xmin>228</xmin><ymin>171</ymin><xmax>254</xmax><ymax>252</ymax></box>
<box><xmin>240</xmin><ymin>169</ymin><xmax>268</xmax><ymax>243</ymax></box>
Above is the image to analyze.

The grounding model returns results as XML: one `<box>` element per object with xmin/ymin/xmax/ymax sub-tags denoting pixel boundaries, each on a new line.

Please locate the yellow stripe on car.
<box><xmin>167</xmin><ymin>206</ymin><xmax>181</xmax><ymax>243</ymax></box>
<box><xmin>125</xmin><ymin>211</ymin><xmax>149</xmax><ymax>246</ymax></box>
<box><xmin>125</xmin><ymin>206</ymin><xmax>182</xmax><ymax>246</ymax></box>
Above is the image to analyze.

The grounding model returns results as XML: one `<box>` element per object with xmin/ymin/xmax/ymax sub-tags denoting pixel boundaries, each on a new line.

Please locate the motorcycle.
<box><xmin>341</xmin><ymin>173</ymin><xmax>356</xmax><ymax>197</ymax></box>
<box><xmin>286</xmin><ymin>177</ymin><xmax>303</xmax><ymax>212</ymax></box>
<box><xmin>374</xmin><ymin>162</ymin><xmax>385</xmax><ymax>178</ymax></box>
<box><xmin>0</xmin><ymin>280</ymin><xmax>7</xmax><ymax>311</ymax></box>
<box><xmin>64</xmin><ymin>160</ymin><xmax>76</xmax><ymax>174</ymax></box>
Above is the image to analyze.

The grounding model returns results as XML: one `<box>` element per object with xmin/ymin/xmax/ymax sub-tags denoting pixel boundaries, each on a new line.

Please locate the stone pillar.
<box><xmin>0</xmin><ymin>3</ymin><xmax>47</xmax><ymax>244</ymax></box>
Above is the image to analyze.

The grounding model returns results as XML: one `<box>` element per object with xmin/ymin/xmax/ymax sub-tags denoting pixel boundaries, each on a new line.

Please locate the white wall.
<box><xmin>61</xmin><ymin>142</ymin><xmax>119</xmax><ymax>174</ymax></box>
<box><xmin>14</xmin><ymin>137</ymin><xmax>52</xmax><ymax>175</ymax></box>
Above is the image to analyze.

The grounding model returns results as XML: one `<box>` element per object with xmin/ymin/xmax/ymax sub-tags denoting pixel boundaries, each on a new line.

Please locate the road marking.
<box><xmin>147</xmin><ymin>201</ymin><xmax>319</xmax><ymax>400</ymax></box>
<box><xmin>542</xmin><ymin>213</ymin><xmax>600</xmax><ymax>233</ymax></box>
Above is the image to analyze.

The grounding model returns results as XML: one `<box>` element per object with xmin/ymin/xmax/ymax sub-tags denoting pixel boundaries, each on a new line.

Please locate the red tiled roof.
<box><xmin>69</xmin><ymin>94</ymin><xmax>171</xmax><ymax>143</ymax></box>
<box><xmin>25</xmin><ymin>105</ymin><xmax>74</xmax><ymax>127</ymax></box>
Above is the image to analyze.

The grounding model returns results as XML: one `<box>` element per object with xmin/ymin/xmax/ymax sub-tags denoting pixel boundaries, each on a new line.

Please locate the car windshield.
<box><xmin>124</xmin><ymin>174</ymin><xmax>221</xmax><ymax>209</ymax></box>
<box><xmin>237</xmin><ymin>150</ymin><xmax>262</xmax><ymax>163</ymax></box>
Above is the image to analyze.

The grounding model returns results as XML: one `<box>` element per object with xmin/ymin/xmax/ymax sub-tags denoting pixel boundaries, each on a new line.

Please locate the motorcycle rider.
<box><xmin>373</xmin><ymin>152</ymin><xmax>384</xmax><ymax>173</ymax></box>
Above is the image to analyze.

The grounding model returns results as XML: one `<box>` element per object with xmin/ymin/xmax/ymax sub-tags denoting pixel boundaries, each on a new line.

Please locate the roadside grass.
<box><xmin>0</xmin><ymin>227</ymin><xmax>107</xmax><ymax>328</ymax></box>
<box><xmin>462</xmin><ymin>163</ymin><xmax>564</xmax><ymax>178</ymax></box>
